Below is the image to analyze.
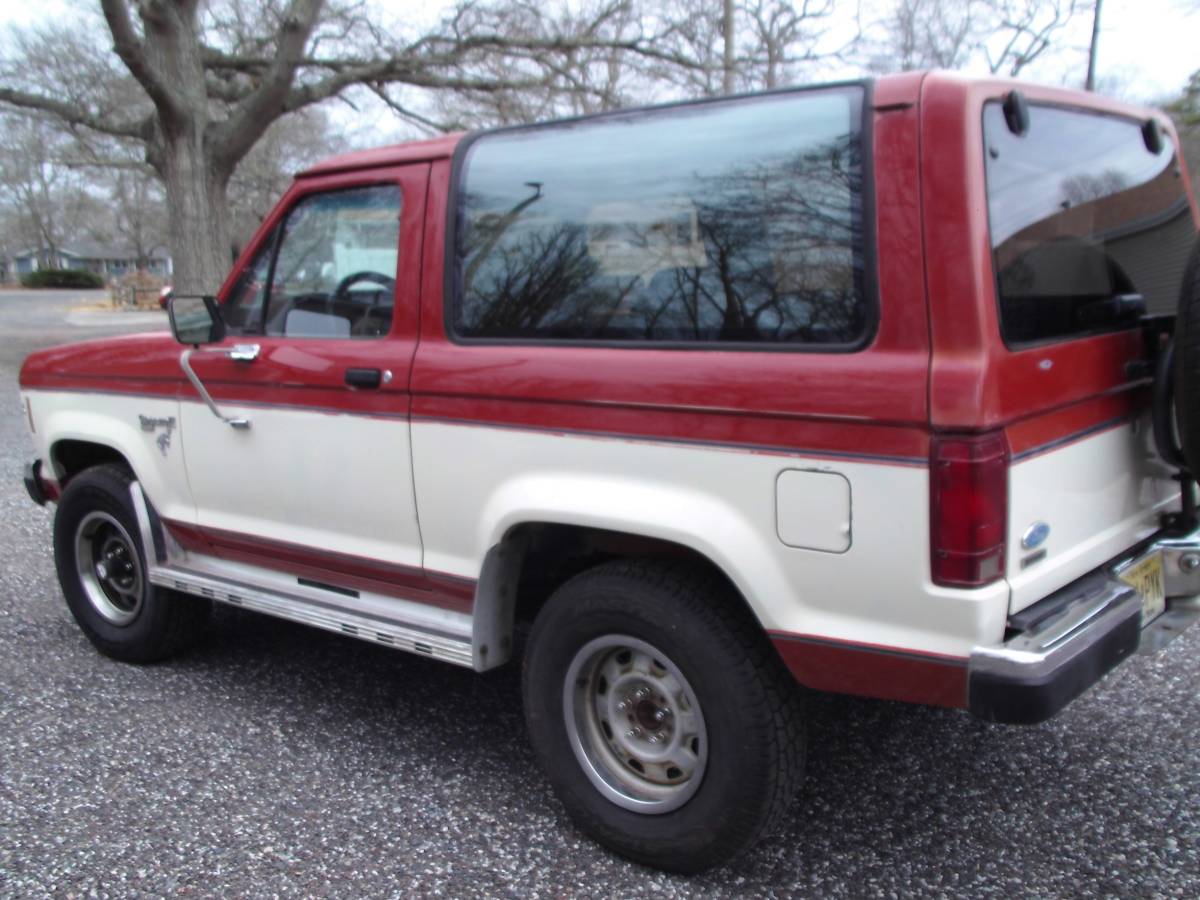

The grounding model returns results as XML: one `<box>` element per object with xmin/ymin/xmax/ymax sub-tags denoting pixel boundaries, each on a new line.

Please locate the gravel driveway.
<box><xmin>2</xmin><ymin>289</ymin><xmax>1199</xmax><ymax>897</ymax></box>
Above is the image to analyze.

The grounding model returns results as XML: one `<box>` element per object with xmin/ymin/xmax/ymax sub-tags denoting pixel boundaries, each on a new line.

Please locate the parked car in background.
<box><xmin>18</xmin><ymin>72</ymin><xmax>1200</xmax><ymax>872</ymax></box>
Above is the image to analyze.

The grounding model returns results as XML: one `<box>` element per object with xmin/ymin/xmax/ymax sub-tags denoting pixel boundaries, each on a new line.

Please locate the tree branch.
<box><xmin>282</xmin><ymin>64</ymin><xmax>549</xmax><ymax>114</ymax></box>
<box><xmin>98</xmin><ymin>0</ymin><xmax>183</xmax><ymax>122</ymax></box>
<box><xmin>0</xmin><ymin>87</ymin><xmax>149</xmax><ymax>140</ymax></box>
<box><xmin>367</xmin><ymin>85</ymin><xmax>461</xmax><ymax>134</ymax></box>
<box><xmin>212</xmin><ymin>0</ymin><xmax>325</xmax><ymax>171</ymax></box>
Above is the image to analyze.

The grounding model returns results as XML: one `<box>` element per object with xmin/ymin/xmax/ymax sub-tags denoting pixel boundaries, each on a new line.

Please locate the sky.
<box><xmin>0</xmin><ymin>0</ymin><xmax>1196</xmax><ymax>109</ymax></box>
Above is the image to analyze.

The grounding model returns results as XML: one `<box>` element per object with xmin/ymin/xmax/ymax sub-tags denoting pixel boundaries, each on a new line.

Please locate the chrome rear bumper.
<box><xmin>969</xmin><ymin>527</ymin><xmax>1200</xmax><ymax>724</ymax></box>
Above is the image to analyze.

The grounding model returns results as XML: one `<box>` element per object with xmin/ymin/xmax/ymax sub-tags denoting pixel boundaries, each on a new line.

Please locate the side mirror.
<box><xmin>168</xmin><ymin>295</ymin><xmax>225</xmax><ymax>346</ymax></box>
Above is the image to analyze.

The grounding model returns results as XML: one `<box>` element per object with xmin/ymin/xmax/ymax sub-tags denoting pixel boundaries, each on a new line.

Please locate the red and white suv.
<box><xmin>19</xmin><ymin>72</ymin><xmax>1200</xmax><ymax>872</ymax></box>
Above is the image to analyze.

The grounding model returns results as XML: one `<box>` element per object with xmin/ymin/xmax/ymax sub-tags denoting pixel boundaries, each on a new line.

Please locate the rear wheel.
<box><xmin>53</xmin><ymin>465</ymin><xmax>210</xmax><ymax>662</ymax></box>
<box><xmin>523</xmin><ymin>559</ymin><xmax>805</xmax><ymax>873</ymax></box>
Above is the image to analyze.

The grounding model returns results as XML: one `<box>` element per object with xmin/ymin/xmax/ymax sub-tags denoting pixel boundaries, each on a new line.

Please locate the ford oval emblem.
<box><xmin>1021</xmin><ymin>521</ymin><xmax>1051</xmax><ymax>550</ymax></box>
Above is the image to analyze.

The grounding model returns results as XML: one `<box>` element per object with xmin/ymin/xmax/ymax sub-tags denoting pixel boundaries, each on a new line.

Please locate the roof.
<box><xmin>61</xmin><ymin>240</ymin><xmax>171</xmax><ymax>260</ymax></box>
<box><xmin>296</xmin><ymin>73</ymin><xmax>1170</xmax><ymax>180</ymax></box>
<box><xmin>296</xmin><ymin>79</ymin><xmax>904</xmax><ymax>178</ymax></box>
<box><xmin>12</xmin><ymin>242</ymin><xmax>170</xmax><ymax>261</ymax></box>
<box><xmin>299</xmin><ymin>132</ymin><xmax>464</xmax><ymax>177</ymax></box>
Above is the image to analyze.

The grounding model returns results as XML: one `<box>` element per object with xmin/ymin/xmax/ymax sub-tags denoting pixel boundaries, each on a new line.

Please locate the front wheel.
<box><xmin>523</xmin><ymin>560</ymin><xmax>805</xmax><ymax>873</ymax></box>
<box><xmin>53</xmin><ymin>465</ymin><xmax>210</xmax><ymax>662</ymax></box>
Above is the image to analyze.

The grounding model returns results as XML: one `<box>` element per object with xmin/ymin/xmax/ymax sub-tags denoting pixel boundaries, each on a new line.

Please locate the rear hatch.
<box><xmin>982</xmin><ymin>97</ymin><xmax>1198</xmax><ymax>613</ymax></box>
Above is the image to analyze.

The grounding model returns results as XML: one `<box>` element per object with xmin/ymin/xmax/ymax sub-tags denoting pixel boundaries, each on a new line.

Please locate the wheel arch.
<box><xmin>470</xmin><ymin>518</ymin><xmax>779</xmax><ymax>673</ymax></box>
<box><xmin>50</xmin><ymin>438</ymin><xmax>133</xmax><ymax>484</ymax></box>
<box><xmin>35</xmin><ymin>399</ymin><xmax>189</xmax><ymax>524</ymax></box>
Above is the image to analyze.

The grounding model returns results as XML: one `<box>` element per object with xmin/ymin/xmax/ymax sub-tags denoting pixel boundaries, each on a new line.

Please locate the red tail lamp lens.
<box><xmin>930</xmin><ymin>432</ymin><xmax>1008</xmax><ymax>588</ymax></box>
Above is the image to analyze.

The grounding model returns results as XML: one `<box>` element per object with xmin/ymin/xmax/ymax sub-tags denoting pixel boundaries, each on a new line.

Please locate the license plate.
<box><xmin>1119</xmin><ymin>552</ymin><xmax>1166</xmax><ymax>624</ymax></box>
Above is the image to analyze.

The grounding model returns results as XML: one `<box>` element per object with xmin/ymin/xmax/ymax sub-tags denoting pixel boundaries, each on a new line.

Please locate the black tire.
<box><xmin>53</xmin><ymin>464</ymin><xmax>210</xmax><ymax>662</ymax></box>
<box><xmin>1174</xmin><ymin>238</ymin><xmax>1200</xmax><ymax>473</ymax></box>
<box><xmin>522</xmin><ymin>559</ymin><xmax>805</xmax><ymax>873</ymax></box>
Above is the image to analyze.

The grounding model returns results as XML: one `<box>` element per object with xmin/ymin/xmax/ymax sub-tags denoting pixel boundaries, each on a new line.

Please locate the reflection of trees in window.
<box><xmin>671</xmin><ymin>133</ymin><xmax>862</xmax><ymax>341</ymax></box>
<box><xmin>459</xmin><ymin>133</ymin><xmax>864</xmax><ymax>343</ymax></box>
<box><xmin>459</xmin><ymin>221</ymin><xmax>607</xmax><ymax>335</ymax></box>
<box><xmin>1060</xmin><ymin>169</ymin><xmax>1130</xmax><ymax>205</ymax></box>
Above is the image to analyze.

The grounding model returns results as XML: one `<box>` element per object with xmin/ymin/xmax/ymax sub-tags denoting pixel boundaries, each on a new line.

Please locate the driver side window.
<box><xmin>263</xmin><ymin>184</ymin><xmax>402</xmax><ymax>339</ymax></box>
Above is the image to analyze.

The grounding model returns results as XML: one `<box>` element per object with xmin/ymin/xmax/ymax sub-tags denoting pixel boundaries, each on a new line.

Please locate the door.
<box><xmin>176</xmin><ymin>164</ymin><xmax>430</xmax><ymax>597</ymax></box>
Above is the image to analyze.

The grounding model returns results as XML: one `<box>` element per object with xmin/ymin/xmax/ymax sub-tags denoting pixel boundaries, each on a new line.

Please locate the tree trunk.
<box><xmin>1085</xmin><ymin>0</ymin><xmax>1103</xmax><ymax>91</ymax></box>
<box><xmin>161</xmin><ymin>133</ymin><xmax>232</xmax><ymax>293</ymax></box>
<box><xmin>136</xmin><ymin>1</ymin><xmax>231</xmax><ymax>293</ymax></box>
<box><xmin>722</xmin><ymin>0</ymin><xmax>735</xmax><ymax>95</ymax></box>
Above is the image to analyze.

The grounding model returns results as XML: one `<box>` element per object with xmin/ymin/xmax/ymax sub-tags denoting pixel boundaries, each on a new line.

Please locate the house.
<box><xmin>6</xmin><ymin>241</ymin><xmax>173</xmax><ymax>282</ymax></box>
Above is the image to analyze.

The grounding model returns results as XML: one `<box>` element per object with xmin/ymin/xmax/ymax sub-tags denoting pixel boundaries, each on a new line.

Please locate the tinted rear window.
<box><xmin>984</xmin><ymin>102</ymin><xmax>1195</xmax><ymax>346</ymax></box>
<box><xmin>452</xmin><ymin>87</ymin><xmax>869</xmax><ymax>346</ymax></box>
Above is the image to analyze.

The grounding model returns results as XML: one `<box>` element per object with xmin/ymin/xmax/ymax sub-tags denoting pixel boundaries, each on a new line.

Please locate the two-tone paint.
<box><xmin>19</xmin><ymin>73</ymin><xmax>1197</xmax><ymax>710</ymax></box>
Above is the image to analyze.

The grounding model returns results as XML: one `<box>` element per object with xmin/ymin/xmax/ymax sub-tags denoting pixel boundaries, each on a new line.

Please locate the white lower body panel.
<box><xmin>1008</xmin><ymin>418</ymin><xmax>1179</xmax><ymax>614</ymax></box>
<box><xmin>410</xmin><ymin>420</ymin><xmax>1010</xmax><ymax>659</ymax></box>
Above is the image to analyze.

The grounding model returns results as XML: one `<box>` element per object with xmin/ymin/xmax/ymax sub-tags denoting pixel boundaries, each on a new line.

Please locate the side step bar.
<box><xmin>149</xmin><ymin>566</ymin><xmax>474</xmax><ymax>668</ymax></box>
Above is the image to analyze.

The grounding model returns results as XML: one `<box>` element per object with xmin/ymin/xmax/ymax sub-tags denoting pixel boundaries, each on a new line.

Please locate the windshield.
<box><xmin>983</xmin><ymin>102</ymin><xmax>1195</xmax><ymax>346</ymax></box>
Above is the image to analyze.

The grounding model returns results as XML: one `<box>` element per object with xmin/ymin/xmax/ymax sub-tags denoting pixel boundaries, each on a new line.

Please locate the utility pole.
<box><xmin>722</xmin><ymin>0</ymin><xmax>735</xmax><ymax>95</ymax></box>
<box><xmin>1085</xmin><ymin>0</ymin><xmax>1103</xmax><ymax>91</ymax></box>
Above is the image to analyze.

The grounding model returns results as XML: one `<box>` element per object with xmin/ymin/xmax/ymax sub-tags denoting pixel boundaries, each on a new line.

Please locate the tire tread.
<box><xmin>54</xmin><ymin>464</ymin><xmax>209</xmax><ymax>663</ymax></box>
<box><xmin>523</xmin><ymin>557</ymin><xmax>805</xmax><ymax>872</ymax></box>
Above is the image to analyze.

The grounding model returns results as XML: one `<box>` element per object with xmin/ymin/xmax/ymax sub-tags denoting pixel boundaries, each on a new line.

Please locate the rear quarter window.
<box><xmin>451</xmin><ymin>86</ymin><xmax>871</xmax><ymax>348</ymax></box>
<box><xmin>983</xmin><ymin>102</ymin><xmax>1196</xmax><ymax>347</ymax></box>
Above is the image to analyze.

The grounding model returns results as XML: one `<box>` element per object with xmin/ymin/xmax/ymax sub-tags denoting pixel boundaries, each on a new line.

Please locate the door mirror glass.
<box><xmin>169</xmin><ymin>295</ymin><xmax>225</xmax><ymax>345</ymax></box>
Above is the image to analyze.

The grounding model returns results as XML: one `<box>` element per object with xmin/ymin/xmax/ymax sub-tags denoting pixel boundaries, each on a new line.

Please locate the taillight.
<box><xmin>930</xmin><ymin>431</ymin><xmax>1008</xmax><ymax>588</ymax></box>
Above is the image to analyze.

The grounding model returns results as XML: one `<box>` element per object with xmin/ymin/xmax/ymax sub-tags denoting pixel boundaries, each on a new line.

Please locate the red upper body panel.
<box><xmin>298</xmin><ymin>133</ymin><xmax>463</xmax><ymax>177</ymax></box>
<box><xmin>20</xmin><ymin>73</ymin><xmax>1198</xmax><ymax>462</ymax></box>
<box><xmin>917</xmin><ymin>72</ymin><xmax>1198</xmax><ymax>440</ymax></box>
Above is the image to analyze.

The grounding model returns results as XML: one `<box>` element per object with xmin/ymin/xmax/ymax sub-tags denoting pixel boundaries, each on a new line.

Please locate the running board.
<box><xmin>149</xmin><ymin>566</ymin><xmax>474</xmax><ymax>668</ymax></box>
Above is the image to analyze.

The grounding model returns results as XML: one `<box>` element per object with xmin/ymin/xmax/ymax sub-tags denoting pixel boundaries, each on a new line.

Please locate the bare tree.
<box><xmin>0</xmin><ymin>0</ymin><xmax>708</xmax><ymax>292</ymax></box>
<box><xmin>425</xmin><ymin>0</ymin><xmax>647</xmax><ymax>128</ymax></box>
<box><xmin>108</xmin><ymin>169</ymin><xmax>169</xmax><ymax>268</ymax></box>
<box><xmin>1168</xmin><ymin>70</ymin><xmax>1199</xmax><ymax>199</ymax></box>
<box><xmin>0</xmin><ymin>115</ymin><xmax>97</xmax><ymax>266</ymax></box>
<box><xmin>867</xmin><ymin>0</ymin><xmax>1089</xmax><ymax>78</ymax></box>
<box><xmin>227</xmin><ymin>107</ymin><xmax>341</xmax><ymax>249</ymax></box>
<box><xmin>867</xmin><ymin>0</ymin><xmax>979</xmax><ymax>72</ymax></box>
<box><xmin>742</xmin><ymin>0</ymin><xmax>845</xmax><ymax>89</ymax></box>
<box><xmin>434</xmin><ymin>0</ymin><xmax>852</xmax><ymax>129</ymax></box>
<box><xmin>651</xmin><ymin>0</ymin><xmax>854</xmax><ymax>98</ymax></box>
<box><xmin>1170</xmin><ymin>70</ymin><xmax>1200</xmax><ymax>127</ymax></box>
<box><xmin>983</xmin><ymin>0</ymin><xmax>1087</xmax><ymax>77</ymax></box>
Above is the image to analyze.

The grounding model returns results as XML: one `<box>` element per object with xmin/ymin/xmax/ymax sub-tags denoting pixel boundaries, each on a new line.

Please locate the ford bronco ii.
<box><xmin>19</xmin><ymin>71</ymin><xmax>1200</xmax><ymax>872</ymax></box>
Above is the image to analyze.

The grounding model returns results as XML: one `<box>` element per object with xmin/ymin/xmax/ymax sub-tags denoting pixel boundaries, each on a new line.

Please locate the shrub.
<box><xmin>109</xmin><ymin>269</ymin><xmax>167</xmax><ymax>309</ymax></box>
<box><xmin>20</xmin><ymin>268</ymin><xmax>105</xmax><ymax>289</ymax></box>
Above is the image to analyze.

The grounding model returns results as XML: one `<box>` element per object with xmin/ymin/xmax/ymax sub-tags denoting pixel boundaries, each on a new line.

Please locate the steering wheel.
<box><xmin>333</xmin><ymin>270</ymin><xmax>395</xmax><ymax>299</ymax></box>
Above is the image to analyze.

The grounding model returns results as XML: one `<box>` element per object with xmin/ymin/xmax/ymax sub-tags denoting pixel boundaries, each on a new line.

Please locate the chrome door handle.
<box><xmin>179</xmin><ymin>348</ymin><xmax>252</xmax><ymax>429</ymax></box>
<box><xmin>225</xmin><ymin>343</ymin><xmax>260</xmax><ymax>363</ymax></box>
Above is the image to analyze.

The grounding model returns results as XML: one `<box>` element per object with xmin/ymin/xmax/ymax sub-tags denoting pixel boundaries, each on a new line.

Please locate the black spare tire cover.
<box><xmin>1173</xmin><ymin>237</ymin><xmax>1200</xmax><ymax>474</ymax></box>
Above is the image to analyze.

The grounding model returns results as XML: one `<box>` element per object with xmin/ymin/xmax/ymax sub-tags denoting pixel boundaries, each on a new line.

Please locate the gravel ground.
<box><xmin>2</xmin><ymin>290</ymin><xmax>1199</xmax><ymax>897</ymax></box>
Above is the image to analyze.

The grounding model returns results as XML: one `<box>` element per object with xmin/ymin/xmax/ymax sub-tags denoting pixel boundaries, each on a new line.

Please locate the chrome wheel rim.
<box><xmin>563</xmin><ymin>635</ymin><xmax>707</xmax><ymax>814</ymax></box>
<box><xmin>74</xmin><ymin>511</ymin><xmax>143</xmax><ymax>626</ymax></box>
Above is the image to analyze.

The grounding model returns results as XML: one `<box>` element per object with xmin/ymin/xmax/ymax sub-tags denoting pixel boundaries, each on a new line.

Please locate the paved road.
<box><xmin>2</xmin><ymin>290</ymin><xmax>1200</xmax><ymax>897</ymax></box>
